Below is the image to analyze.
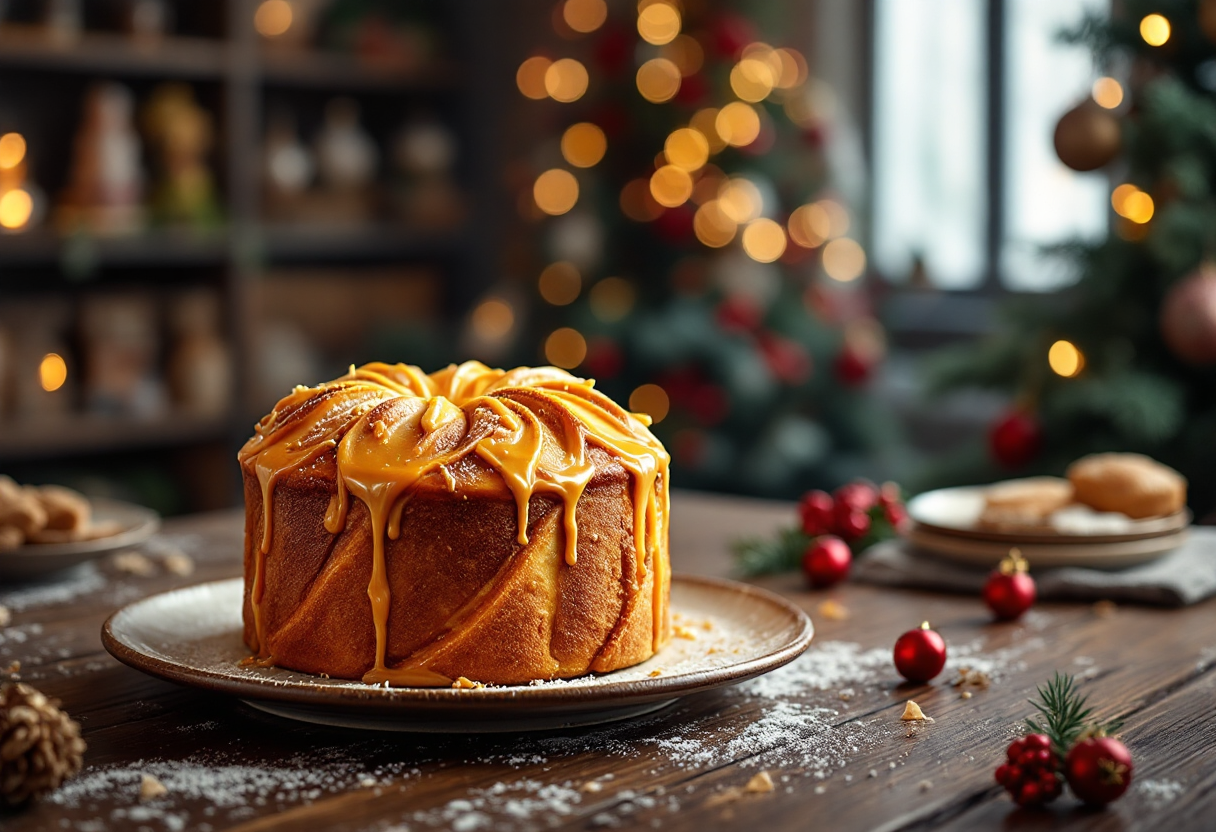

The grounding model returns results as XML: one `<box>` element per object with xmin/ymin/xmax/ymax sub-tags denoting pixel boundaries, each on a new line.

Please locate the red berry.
<box><xmin>892</xmin><ymin>622</ymin><xmax>947</xmax><ymax>683</ymax></box>
<box><xmin>1005</xmin><ymin>764</ymin><xmax>1023</xmax><ymax>784</ymax></box>
<box><xmin>799</xmin><ymin>490</ymin><xmax>835</xmax><ymax>536</ymax></box>
<box><xmin>995</xmin><ymin>764</ymin><xmax>1012</xmax><ymax>786</ymax></box>
<box><xmin>878</xmin><ymin>481</ymin><xmax>901</xmax><ymax>507</ymax></box>
<box><xmin>1023</xmin><ymin>734</ymin><xmax>1051</xmax><ymax>751</ymax></box>
<box><xmin>1016</xmin><ymin>781</ymin><xmax>1042</xmax><ymax>807</ymax></box>
<box><xmin>836</xmin><ymin>508</ymin><xmax>871</xmax><ymax>540</ymax></box>
<box><xmin>801</xmin><ymin>535</ymin><xmax>852</xmax><ymax>588</ymax></box>
<box><xmin>1065</xmin><ymin>737</ymin><xmax>1133</xmax><ymax>806</ymax></box>
<box><xmin>834</xmin><ymin>481</ymin><xmax>877</xmax><ymax>512</ymax></box>
<box><xmin>983</xmin><ymin>571</ymin><xmax>1037</xmax><ymax>621</ymax></box>
<box><xmin>1007</xmin><ymin>739</ymin><xmax>1026</xmax><ymax>762</ymax></box>
<box><xmin>883</xmin><ymin>501</ymin><xmax>909</xmax><ymax>531</ymax></box>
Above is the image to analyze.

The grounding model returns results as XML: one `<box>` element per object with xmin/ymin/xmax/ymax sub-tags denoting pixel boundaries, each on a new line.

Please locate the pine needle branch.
<box><xmin>1026</xmin><ymin>672</ymin><xmax>1094</xmax><ymax>755</ymax></box>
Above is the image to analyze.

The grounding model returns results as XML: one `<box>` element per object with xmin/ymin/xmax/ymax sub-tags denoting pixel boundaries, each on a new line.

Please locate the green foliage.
<box><xmin>732</xmin><ymin>525</ymin><xmax>809</xmax><ymax>576</ymax></box>
<box><xmin>1026</xmin><ymin>672</ymin><xmax>1122</xmax><ymax>756</ymax></box>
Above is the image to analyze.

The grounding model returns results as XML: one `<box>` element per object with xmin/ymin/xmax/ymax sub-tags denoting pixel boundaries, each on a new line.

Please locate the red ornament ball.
<box><xmin>1053</xmin><ymin>99</ymin><xmax>1121</xmax><ymax>172</ymax></box>
<box><xmin>1160</xmin><ymin>263</ymin><xmax>1216</xmax><ymax>364</ymax></box>
<box><xmin>995</xmin><ymin>733</ymin><xmax>1063</xmax><ymax>807</ymax></box>
<box><xmin>801</xmin><ymin>535</ymin><xmax>852</xmax><ymax>588</ymax></box>
<box><xmin>1065</xmin><ymin>737</ymin><xmax>1134</xmax><ymax>806</ymax></box>
<box><xmin>983</xmin><ymin>551</ymin><xmax>1037</xmax><ymax>621</ymax></box>
<box><xmin>989</xmin><ymin>411</ymin><xmax>1042</xmax><ymax>468</ymax></box>
<box><xmin>893</xmin><ymin>622</ymin><xmax>947</xmax><ymax>683</ymax></box>
<box><xmin>799</xmin><ymin>490</ymin><xmax>835</xmax><ymax>536</ymax></box>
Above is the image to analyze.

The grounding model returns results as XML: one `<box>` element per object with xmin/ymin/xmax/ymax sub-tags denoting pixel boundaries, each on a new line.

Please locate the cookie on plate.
<box><xmin>1067</xmin><ymin>453</ymin><xmax>1186</xmax><ymax>519</ymax></box>
<box><xmin>979</xmin><ymin>477</ymin><xmax>1075</xmax><ymax>530</ymax></box>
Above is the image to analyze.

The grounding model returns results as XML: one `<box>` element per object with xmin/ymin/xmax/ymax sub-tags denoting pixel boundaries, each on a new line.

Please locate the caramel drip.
<box><xmin>238</xmin><ymin>361</ymin><xmax>670</xmax><ymax>682</ymax></box>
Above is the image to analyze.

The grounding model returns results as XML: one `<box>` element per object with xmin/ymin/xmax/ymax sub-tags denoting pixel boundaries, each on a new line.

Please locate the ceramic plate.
<box><xmin>907</xmin><ymin>525</ymin><xmax>1187</xmax><ymax>569</ymax></box>
<box><xmin>0</xmin><ymin>498</ymin><xmax>160</xmax><ymax>580</ymax></box>
<box><xmin>102</xmin><ymin>575</ymin><xmax>813</xmax><ymax>733</ymax></box>
<box><xmin>907</xmin><ymin>486</ymin><xmax>1188</xmax><ymax>544</ymax></box>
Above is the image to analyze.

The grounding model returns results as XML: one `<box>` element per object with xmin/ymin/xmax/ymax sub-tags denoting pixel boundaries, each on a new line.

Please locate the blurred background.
<box><xmin>1</xmin><ymin>0</ymin><xmax>1213</xmax><ymax>517</ymax></box>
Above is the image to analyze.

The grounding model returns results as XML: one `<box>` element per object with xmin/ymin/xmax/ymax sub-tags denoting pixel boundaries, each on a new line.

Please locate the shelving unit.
<box><xmin>0</xmin><ymin>0</ymin><xmax>502</xmax><ymax>512</ymax></box>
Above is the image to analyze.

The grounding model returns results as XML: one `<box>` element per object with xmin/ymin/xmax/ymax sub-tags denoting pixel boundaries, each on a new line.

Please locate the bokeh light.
<box><xmin>561</xmin><ymin>122</ymin><xmax>607</xmax><ymax>168</ymax></box>
<box><xmin>0</xmin><ymin>133</ymin><xmax>27</xmax><ymax>170</ymax></box>
<box><xmin>1048</xmin><ymin>340</ymin><xmax>1084</xmax><ymax>378</ymax></box>
<box><xmin>254</xmin><ymin>0</ymin><xmax>292</xmax><ymax>37</ymax></box>
<box><xmin>690</xmin><ymin>108</ymin><xmax>726</xmax><ymax>153</ymax></box>
<box><xmin>693</xmin><ymin>200</ymin><xmax>737</xmax><ymax>248</ymax></box>
<box><xmin>636</xmin><ymin>58</ymin><xmax>681</xmax><ymax>103</ymax></box>
<box><xmin>650</xmin><ymin>164</ymin><xmax>693</xmax><ymax>207</ymax></box>
<box><xmin>629</xmin><ymin>383</ymin><xmax>670</xmax><ymax>424</ymax></box>
<box><xmin>717</xmin><ymin>177</ymin><xmax>763</xmax><ymax>223</ymax></box>
<box><xmin>788</xmin><ymin>203</ymin><xmax>831</xmax><ymax>248</ymax></box>
<box><xmin>39</xmin><ymin>353</ymin><xmax>67</xmax><ymax>392</ymax></box>
<box><xmin>730</xmin><ymin>58</ymin><xmax>775</xmax><ymax>103</ymax></box>
<box><xmin>661</xmin><ymin>34</ymin><xmax>704</xmax><ymax>77</ymax></box>
<box><xmin>822</xmin><ymin>238</ymin><xmax>866</xmax><ymax>281</ymax></box>
<box><xmin>538</xmin><ymin>262</ymin><xmax>582</xmax><ymax>306</ymax></box>
<box><xmin>637</xmin><ymin>2</ymin><xmax>681</xmax><ymax>46</ymax></box>
<box><xmin>471</xmin><ymin>299</ymin><xmax>515</xmax><ymax>340</ymax></box>
<box><xmin>545</xmin><ymin>327</ymin><xmax>588</xmax><ymax>369</ymax></box>
<box><xmin>715</xmin><ymin>102</ymin><xmax>761</xmax><ymax>147</ymax></box>
<box><xmin>690</xmin><ymin>164</ymin><xmax>725</xmax><ymax>204</ymax></box>
<box><xmin>664</xmin><ymin>128</ymin><xmax>709</xmax><ymax>171</ymax></box>
<box><xmin>563</xmin><ymin>0</ymin><xmax>607</xmax><ymax>33</ymax></box>
<box><xmin>741</xmin><ymin>218</ymin><xmax>786</xmax><ymax>263</ymax></box>
<box><xmin>590</xmin><ymin>277</ymin><xmax>637</xmax><ymax>322</ymax></box>
<box><xmin>1092</xmin><ymin>77</ymin><xmax>1124</xmax><ymax>109</ymax></box>
<box><xmin>517</xmin><ymin>56</ymin><xmax>553</xmax><ymax>100</ymax></box>
<box><xmin>534</xmin><ymin>169</ymin><xmax>579</xmax><ymax>215</ymax></box>
<box><xmin>620</xmin><ymin>178</ymin><xmax>664</xmax><ymax>221</ymax></box>
<box><xmin>1139</xmin><ymin>14</ymin><xmax>1170</xmax><ymax>46</ymax></box>
<box><xmin>819</xmin><ymin>199</ymin><xmax>850</xmax><ymax>238</ymax></box>
<box><xmin>545</xmin><ymin>58</ymin><xmax>589</xmax><ymax>102</ymax></box>
<box><xmin>0</xmin><ymin>189</ymin><xmax>33</xmax><ymax>230</ymax></box>
<box><xmin>773</xmin><ymin>48</ymin><xmax>808</xmax><ymax>89</ymax></box>
<box><xmin>1112</xmin><ymin>184</ymin><xmax>1153</xmax><ymax>224</ymax></box>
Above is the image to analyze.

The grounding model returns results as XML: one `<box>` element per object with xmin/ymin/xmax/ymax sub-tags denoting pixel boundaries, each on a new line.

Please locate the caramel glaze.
<box><xmin>237</xmin><ymin>361</ymin><xmax>671</xmax><ymax>687</ymax></box>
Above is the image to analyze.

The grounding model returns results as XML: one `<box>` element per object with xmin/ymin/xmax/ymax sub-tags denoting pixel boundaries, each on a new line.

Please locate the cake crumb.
<box><xmin>816</xmin><ymin>599</ymin><xmax>850</xmax><ymax>621</ymax></box>
<box><xmin>162</xmin><ymin>551</ymin><xmax>195</xmax><ymax>576</ymax></box>
<box><xmin>0</xmin><ymin>604</ymin><xmax>10</xmax><ymax>627</ymax></box>
<box><xmin>744</xmin><ymin>771</ymin><xmax>775</xmax><ymax>794</ymax></box>
<box><xmin>705</xmin><ymin>787</ymin><xmax>743</xmax><ymax>807</ymax></box>
<box><xmin>1093</xmin><ymin>600</ymin><xmax>1117</xmax><ymax>618</ymax></box>
<box><xmin>673</xmin><ymin>625</ymin><xmax>697</xmax><ymax>640</ymax></box>
<box><xmin>112</xmin><ymin>551</ymin><xmax>156</xmax><ymax>577</ymax></box>
<box><xmin>580</xmin><ymin>781</ymin><xmax>604</xmax><ymax>794</ymax></box>
<box><xmin>648</xmin><ymin>669</ymin><xmax>662</xmax><ymax>677</ymax></box>
<box><xmin>918</xmin><ymin>779</ymin><xmax>933</xmax><ymax>792</ymax></box>
<box><xmin>452</xmin><ymin>676</ymin><xmax>485</xmax><ymax>689</ymax></box>
<box><xmin>701</xmin><ymin>619</ymin><xmax>714</xmax><ymax>630</ymax></box>
<box><xmin>900</xmin><ymin>700</ymin><xmax>932</xmax><ymax>722</ymax></box>
<box><xmin>961</xmin><ymin>691</ymin><xmax>973</xmax><ymax>700</ymax></box>
<box><xmin>953</xmin><ymin>667</ymin><xmax>991</xmax><ymax>690</ymax></box>
<box><xmin>4</xmin><ymin>660</ymin><xmax>19</xmax><ymax>674</ymax></box>
<box><xmin>139</xmin><ymin>774</ymin><xmax>168</xmax><ymax>802</ymax></box>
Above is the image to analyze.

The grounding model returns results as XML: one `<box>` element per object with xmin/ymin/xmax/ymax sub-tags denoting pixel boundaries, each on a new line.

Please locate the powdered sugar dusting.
<box><xmin>0</xmin><ymin>563</ymin><xmax>108</xmax><ymax>612</ymax></box>
<box><xmin>1137</xmin><ymin>778</ymin><xmax>1185</xmax><ymax>809</ymax></box>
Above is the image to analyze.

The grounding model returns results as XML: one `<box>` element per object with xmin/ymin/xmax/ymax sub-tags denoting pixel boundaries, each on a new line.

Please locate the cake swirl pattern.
<box><xmin>238</xmin><ymin>361</ymin><xmax>671</xmax><ymax>686</ymax></box>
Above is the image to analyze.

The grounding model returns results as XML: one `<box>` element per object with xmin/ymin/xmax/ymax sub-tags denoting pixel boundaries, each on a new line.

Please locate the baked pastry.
<box><xmin>237</xmin><ymin>361</ymin><xmax>671</xmax><ymax>687</ymax></box>
<box><xmin>979</xmin><ymin>477</ymin><xmax>1074</xmax><ymax>530</ymax></box>
<box><xmin>1067</xmin><ymin>453</ymin><xmax>1186</xmax><ymax>519</ymax></box>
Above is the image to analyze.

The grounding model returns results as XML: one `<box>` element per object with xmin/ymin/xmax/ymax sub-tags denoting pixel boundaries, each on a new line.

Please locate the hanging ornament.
<box><xmin>989</xmin><ymin>410</ymin><xmax>1042</xmax><ymax>468</ymax></box>
<box><xmin>1160</xmin><ymin>263</ymin><xmax>1216</xmax><ymax>364</ymax></box>
<box><xmin>1201</xmin><ymin>0</ymin><xmax>1216</xmax><ymax>43</ymax></box>
<box><xmin>983</xmin><ymin>549</ymin><xmax>1037</xmax><ymax>621</ymax></box>
<box><xmin>1053</xmin><ymin>100</ymin><xmax>1121</xmax><ymax>172</ymax></box>
<box><xmin>801</xmin><ymin>535</ymin><xmax>851</xmax><ymax>588</ymax></box>
<box><xmin>893</xmin><ymin>622</ymin><xmax>947</xmax><ymax>684</ymax></box>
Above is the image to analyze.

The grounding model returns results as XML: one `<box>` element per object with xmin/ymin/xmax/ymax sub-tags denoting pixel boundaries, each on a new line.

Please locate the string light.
<box><xmin>636</xmin><ymin>58</ymin><xmax>681</xmax><ymax>103</ymax></box>
<box><xmin>730</xmin><ymin>58</ymin><xmax>775</xmax><ymax>103</ymax></box>
<box><xmin>620</xmin><ymin>178</ymin><xmax>664</xmax><ymax>221</ymax></box>
<box><xmin>545</xmin><ymin>58</ymin><xmax>589</xmax><ymax>102</ymax></box>
<box><xmin>716</xmin><ymin>177</ymin><xmax>762</xmax><ymax>223</ymax></box>
<box><xmin>471</xmin><ymin>299</ymin><xmax>515</xmax><ymax>340</ymax></box>
<box><xmin>1112</xmin><ymin>184</ymin><xmax>1153</xmax><ymax>224</ymax></box>
<box><xmin>254</xmin><ymin>0</ymin><xmax>293</xmax><ymax>37</ymax></box>
<box><xmin>693</xmin><ymin>200</ymin><xmax>737</xmax><ymax>248</ymax></box>
<box><xmin>538</xmin><ymin>261</ymin><xmax>582</xmax><ymax>305</ymax></box>
<box><xmin>562</xmin><ymin>0</ymin><xmax>607</xmax><ymax>33</ymax></box>
<box><xmin>0</xmin><ymin>189</ymin><xmax>32</xmax><ymax>230</ymax></box>
<box><xmin>822</xmin><ymin>238</ymin><xmax>866</xmax><ymax>281</ymax></box>
<box><xmin>39</xmin><ymin>353</ymin><xmax>67</xmax><ymax>392</ymax></box>
<box><xmin>741</xmin><ymin>218</ymin><xmax>786</xmax><ymax>263</ymax></box>
<box><xmin>533</xmin><ymin>169</ymin><xmax>579</xmax><ymax>215</ymax></box>
<box><xmin>1048</xmin><ymin>340</ymin><xmax>1084</xmax><ymax>378</ymax></box>
<box><xmin>664</xmin><ymin>128</ymin><xmax>709</xmax><ymax>171</ymax></box>
<box><xmin>637</xmin><ymin>2</ymin><xmax>681</xmax><ymax>46</ymax></box>
<box><xmin>690</xmin><ymin>108</ymin><xmax>726</xmax><ymax>153</ymax></box>
<box><xmin>561</xmin><ymin>122</ymin><xmax>607</xmax><ymax>168</ymax></box>
<box><xmin>649</xmin><ymin>164</ymin><xmax>693</xmax><ymax>207</ymax></box>
<box><xmin>0</xmin><ymin>133</ymin><xmax>26</xmax><ymax>170</ymax></box>
<box><xmin>517</xmin><ymin>56</ymin><xmax>553</xmax><ymax>100</ymax></box>
<box><xmin>545</xmin><ymin>327</ymin><xmax>587</xmax><ymax>368</ymax></box>
<box><xmin>629</xmin><ymin>384</ymin><xmax>670</xmax><ymax>424</ymax></box>
<box><xmin>715</xmin><ymin>102</ymin><xmax>761</xmax><ymax>147</ymax></box>
<box><xmin>1139</xmin><ymin>14</ymin><xmax>1170</xmax><ymax>46</ymax></box>
<box><xmin>661</xmin><ymin>34</ymin><xmax>704</xmax><ymax>77</ymax></box>
<box><xmin>788</xmin><ymin>203</ymin><xmax>831</xmax><ymax>248</ymax></box>
<box><xmin>1092</xmin><ymin>77</ymin><xmax>1123</xmax><ymax>109</ymax></box>
<box><xmin>590</xmin><ymin>277</ymin><xmax>637</xmax><ymax>322</ymax></box>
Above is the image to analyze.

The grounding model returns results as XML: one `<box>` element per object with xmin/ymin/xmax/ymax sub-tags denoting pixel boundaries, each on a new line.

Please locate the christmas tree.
<box><xmin>506</xmin><ymin>0</ymin><xmax>898</xmax><ymax>498</ymax></box>
<box><xmin>925</xmin><ymin>0</ymin><xmax>1216</xmax><ymax>513</ymax></box>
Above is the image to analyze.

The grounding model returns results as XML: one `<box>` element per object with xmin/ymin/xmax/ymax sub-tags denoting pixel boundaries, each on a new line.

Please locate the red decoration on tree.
<box><xmin>833</xmin><ymin>345</ymin><xmax>873</xmax><ymax>386</ymax></box>
<box><xmin>995</xmin><ymin>734</ymin><xmax>1063</xmax><ymax>807</ymax></box>
<box><xmin>1160</xmin><ymin>263</ymin><xmax>1216</xmax><ymax>364</ymax></box>
<box><xmin>759</xmin><ymin>332</ymin><xmax>812</xmax><ymax>384</ymax></box>
<box><xmin>1065</xmin><ymin>737</ymin><xmax>1134</xmax><ymax>806</ymax></box>
<box><xmin>801</xmin><ymin>535</ymin><xmax>851</xmax><ymax>588</ymax></box>
<box><xmin>893</xmin><ymin>622</ymin><xmax>947</xmax><ymax>684</ymax></box>
<box><xmin>716</xmin><ymin>295</ymin><xmax>763</xmax><ymax>333</ymax></box>
<box><xmin>983</xmin><ymin>549</ymin><xmax>1037</xmax><ymax>621</ymax></box>
<box><xmin>989</xmin><ymin>410</ymin><xmax>1042</xmax><ymax>468</ymax></box>
<box><xmin>710</xmin><ymin>14</ymin><xmax>757</xmax><ymax>59</ymax></box>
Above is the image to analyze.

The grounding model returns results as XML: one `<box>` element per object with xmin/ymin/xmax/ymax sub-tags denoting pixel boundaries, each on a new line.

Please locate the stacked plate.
<box><xmin>906</xmin><ymin>486</ymin><xmax>1189</xmax><ymax>569</ymax></box>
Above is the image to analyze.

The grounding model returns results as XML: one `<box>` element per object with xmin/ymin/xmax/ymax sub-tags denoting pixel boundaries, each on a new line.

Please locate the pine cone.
<box><xmin>0</xmin><ymin>683</ymin><xmax>86</xmax><ymax>806</ymax></box>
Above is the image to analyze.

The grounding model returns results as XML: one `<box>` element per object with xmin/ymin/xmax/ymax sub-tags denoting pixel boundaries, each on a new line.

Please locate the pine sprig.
<box><xmin>1026</xmin><ymin>673</ymin><xmax>1093</xmax><ymax>755</ymax></box>
<box><xmin>731</xmin><ymin>526</ymin><xmax>809</xmax><ymax>576</ymax></box>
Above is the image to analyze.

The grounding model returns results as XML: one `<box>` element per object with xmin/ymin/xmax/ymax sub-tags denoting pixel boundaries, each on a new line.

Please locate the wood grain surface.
<box><xmin>1</xmin><ymin>490</ymin><xmax>1212</xmax><ymax>831</ymax></box>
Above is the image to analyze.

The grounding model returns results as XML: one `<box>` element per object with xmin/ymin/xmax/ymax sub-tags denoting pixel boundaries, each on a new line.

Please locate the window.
<box><xmin>872</xmin><ymin>0</ymin><xmax>1109</xmax><ymax>292</ymax></box>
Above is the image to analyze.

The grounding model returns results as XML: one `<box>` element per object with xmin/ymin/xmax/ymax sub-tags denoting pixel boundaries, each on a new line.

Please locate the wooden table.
<box><xmin>2</xmin><ymin>491</ymin><xmax>1214</xmax><ymax>831</ymax></box>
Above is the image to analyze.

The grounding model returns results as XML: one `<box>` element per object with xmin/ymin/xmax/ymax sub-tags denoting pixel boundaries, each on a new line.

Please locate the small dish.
<box><xmin>102</xmin><ymin>574</ymin><xmax>813</xmax><ymax>733</ymax></box>
<box><xmin>0</xmin><ymin>498</ymin><xmax>161</xmax><ymax>580</ymax></box>
<box><xmin>907</xmin><ymin>525</ymin><xmax>1188</xmax><ymax>569</ymax></box>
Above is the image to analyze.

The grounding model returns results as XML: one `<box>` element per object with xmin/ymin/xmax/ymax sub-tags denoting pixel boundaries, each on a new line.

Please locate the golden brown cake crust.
<box><xmin>238</xmin><ymin>362</ymin><xmax>671</xmax><ymax>686</ymax></box>
<box><xmin>1066</xmin><ymin>453</ymin><xmax>1186</xmax><ymax>519</ymax></box>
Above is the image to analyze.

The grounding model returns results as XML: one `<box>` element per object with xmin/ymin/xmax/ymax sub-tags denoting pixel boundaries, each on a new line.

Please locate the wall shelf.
<box><xmin>0</xmin><ymin>24</ymin><xmax>228</xmax><ymax>79</ymax></box>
